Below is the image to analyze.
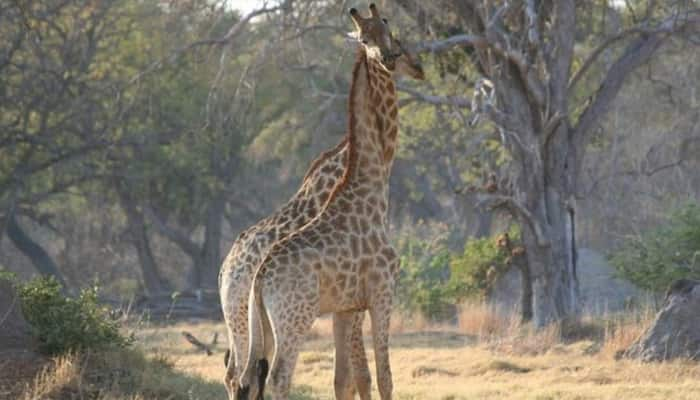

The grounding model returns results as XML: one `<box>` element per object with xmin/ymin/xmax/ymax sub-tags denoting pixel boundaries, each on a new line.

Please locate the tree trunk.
<box><xmin>187</xmin><ymin>193</ymin><xmax>226</xmax><ymax>290</ymax></box>
<box><xmin>5</xmin><ymin>213</ymin><xmax>67</xmax><ymax>288</ymax></box>
<box><xmin>516</xmin><ymin>258</ymin><xmax>533</xmax><ymax>323</ymax></box>
<box><xmin>201</xmin><ymin>194</ymin><xmax>225</xmax><ymax>289</ymax></box>
<box><xmin>116</xmin><ymin>185</ymin><xmax>167</xmax><ymax>295</ymax></box>
<box><xmin>523</xmin><ymin>187</ymin><xmax>579</xmax><ymax>327</ymax></box>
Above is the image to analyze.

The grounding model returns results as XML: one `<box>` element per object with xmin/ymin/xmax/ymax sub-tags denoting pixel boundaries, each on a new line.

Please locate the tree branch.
<box><xmin>476</xmin><ymin>193</ymin><xmax>550</xmax><ymax>247</ymax></box>
<box><xmin>483</xmin><ymin>103</ymin><xmax>520</xmax><ymax>132</ymax></box>
<box><xmin>188</xmin><ymin>4</ymin><xmax>282</xmax><ymax>47</ymax></box>
<box><xmin>143</xmin><ymin>206</ymin><xmax>200</xmax><ymax>259</ymax></box>
<box><xmin>414</xmin><ymin>34</ymin><xmax>488</xmax><ymax>54</ymax></box>
<box><xmin>128</xmin><ymin>3</ymin><xmax>283</xmax><ymax>85</ymax></box>
<box><xmin>573</xmin><ymin>34</ymin><xmax>667</xmax><ymax>140</ymax></box>
<box><xmin>568</xmin><ymin>28</ymin><xmax>644</xmax><ymax>91</ymax></box>
<box><xmin>414</xmin><ymin>23</ymin><xmax>546</xmax><ymax>106</ymax></box>
<box><xmin>397</xmin><ymin>83</ymin><xmax>472</xmax><ymax>108</ymax></box>
<box><xmin>548</xmin><ymin>0</ymin><xmax>577</xmax><ymax>108</ymax></box>
<box><xmin>574</xmin><ymin>11</ymin><xmax>700</xmax><ymax>141</ymax></box>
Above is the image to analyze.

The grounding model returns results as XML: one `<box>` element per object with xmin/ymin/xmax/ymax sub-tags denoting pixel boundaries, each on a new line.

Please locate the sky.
<box><xmin>229</xmin><ymin>0</ymin><xmax>265</xmax><ymax>14</ymax></box>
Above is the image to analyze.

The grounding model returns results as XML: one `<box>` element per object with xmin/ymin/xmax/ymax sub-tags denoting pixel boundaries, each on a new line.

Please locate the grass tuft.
<box><xmin>19</xmin><ymin>348</ymin><xmax>224</xmax><ymax>400</ymax></box>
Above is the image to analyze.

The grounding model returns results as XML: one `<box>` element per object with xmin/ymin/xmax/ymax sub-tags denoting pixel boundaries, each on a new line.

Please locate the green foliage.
<box><xmin>448</xmin><ymin>226</ymin><xmax>520</xmax><ymax>302</ymax></box>
<box><xmin>395</xmin><ymin>235</ymin><xmax>453</xmax><ymax>320</ymax></box>
<box><xmin>610</xmin><ymin>203</ymin><xmax>700</xmax><ymax>291</ymax></box>
<box><xmin>395</xmin><ymin>227</ymin><xmax>521</xmax><ymax>321</ymax></box>
<box><xmin>18</xmin><ymin>277</ymin><xmax>130</xmax><ymax>355</ymax></box>
<box><xmin>0</xmin><ymin>266</ymin><xmax>16</xmax><ymax>282</ymax></box>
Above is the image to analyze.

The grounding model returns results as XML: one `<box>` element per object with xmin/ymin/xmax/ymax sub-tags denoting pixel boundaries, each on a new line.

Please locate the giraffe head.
<box><xmin>349</xmin><ymin>4</ymin><xmax>424</xmax><ymax>80</ymax></box>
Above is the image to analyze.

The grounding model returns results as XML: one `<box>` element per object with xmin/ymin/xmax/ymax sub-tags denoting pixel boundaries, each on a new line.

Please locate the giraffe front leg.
<box><xmin>333</xmin><ymin>311</ymin><xmax>372</xmax><ymax>400</ymax></box>
<box><xmin>333</xmin><ymin>312</ymin><xmax>356</xmax><ymax>400</ymax></box>
<box><xmin>349</xmin><ymin>311</ymin><xmax>372</xmax><ymax>400</ymax></box>
<box><xmin>370</xmin><ymin>295</ymin><xmax>393</xmax><ymax>400</ymax></box>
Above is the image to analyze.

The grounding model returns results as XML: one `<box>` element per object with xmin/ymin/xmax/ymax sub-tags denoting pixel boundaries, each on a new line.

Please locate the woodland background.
<box><xmin>1</xmin><ymin>0</ymin><xmax>699</xmax><ymax>321</ymax></box>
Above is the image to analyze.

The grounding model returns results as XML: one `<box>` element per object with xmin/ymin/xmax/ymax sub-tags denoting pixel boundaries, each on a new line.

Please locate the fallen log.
<box><xmin>181</xmin><ymin>331</ymin><xmax>213</xmax><ymax>356</ymax></box>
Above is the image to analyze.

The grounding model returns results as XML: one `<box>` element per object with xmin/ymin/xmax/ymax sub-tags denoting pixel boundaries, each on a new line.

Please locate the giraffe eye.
<box><xmin>361</xmin><ymin>39</ymin><xmax>368</xmax><ymax>44</ymax></box>
<box><xmin>382</xmin><ymin>18</ymin><xmax>388</xmax><ymax>24</ymax></box>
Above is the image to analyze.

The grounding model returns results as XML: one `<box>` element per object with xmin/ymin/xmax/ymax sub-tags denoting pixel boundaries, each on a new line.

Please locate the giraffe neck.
<box><xmin>265</xmin><ymin>141</ymin><xmax>348</xmax><ymax>234</ymax></box>
<box><xmin>352</xmin><ymin>49</ymin><xmax>399</xmax><ymax>182</ymax></box>
<box><xmin>328</xmin><ymin>49</ymin><xmax>398</xmax><ymax>215</ymax></box>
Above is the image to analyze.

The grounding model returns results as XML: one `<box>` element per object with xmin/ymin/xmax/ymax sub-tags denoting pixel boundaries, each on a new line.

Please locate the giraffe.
<box><xmin>237</xmin><ymin>4</ymin><xmax>424</xmax><ymax>399</ymax></box>
<box><xmin>220</xmin><ymin>130</ymin><xmax>376</xmax><ymax>397</ymax></box>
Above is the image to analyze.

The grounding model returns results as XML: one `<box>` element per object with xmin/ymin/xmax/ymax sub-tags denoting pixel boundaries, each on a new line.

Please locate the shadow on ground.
<box><xmin>390</xmin><ymin>331</ymin><xmax>476</xmax><ymax>349</ymax></box>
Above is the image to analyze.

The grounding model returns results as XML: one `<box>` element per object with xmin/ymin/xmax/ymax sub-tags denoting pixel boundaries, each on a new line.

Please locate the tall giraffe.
<box><xmin>219</xmin><ymin>138</ymin><xmax>374</xmax><ymax>399</ymax></box>
<box><xmin>237</xmin><ymin>4</ymin><xmax>424</xmax><ymax>399</ymax></box>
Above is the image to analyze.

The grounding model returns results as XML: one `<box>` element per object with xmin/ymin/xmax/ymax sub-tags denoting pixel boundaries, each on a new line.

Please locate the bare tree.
<box><xmin>396</xmin><ymin>1</ymin><xmax>700</xmax><ymax>326</ymax></box>
<box><xmin>0</xmin><ymin>1</ymin><xmax>128</xmax><ymax>284</ymax></box>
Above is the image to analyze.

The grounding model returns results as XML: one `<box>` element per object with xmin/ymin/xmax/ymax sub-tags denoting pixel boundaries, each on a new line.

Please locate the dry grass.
<box><xmin>17</xmin><ymin>346</ymin><xmax>226</xmax><ymax>400</ymax></box>
<box><xmin>457</xmin><ymin>302</ymin><xmax>520</xmax><ymax>340</ymax></box>
<box><xmin>600</xmin><ymin>308</ymin><xmax>656</xmax><ymax>359</ymax></box>
<box><xmin>20</xmin><ymin>355</ymin><xmax>81</xmax><ymax>400</ymax></box>
<box><xmin>15</xmin><ymin>305</ymin><xmax>699</xmax><ymax>400</ymax></box>
<box><xmin>123</xmin><ymin>305</ymin><xmax>700</xmax><ymax>400</ymax></box>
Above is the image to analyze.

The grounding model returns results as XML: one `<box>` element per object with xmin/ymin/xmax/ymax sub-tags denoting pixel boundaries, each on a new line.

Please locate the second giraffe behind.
<box><xmin>237</xmin><ymin>4</ymin><xmax>425</xmax><ymax>399</ymax></box>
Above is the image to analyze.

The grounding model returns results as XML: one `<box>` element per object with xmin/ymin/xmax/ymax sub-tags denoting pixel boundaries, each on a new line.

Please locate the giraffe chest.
<box><xmin>315</xmin><ymin>231</ymin><xmax>398</xmax><ymax>314</ymax></box>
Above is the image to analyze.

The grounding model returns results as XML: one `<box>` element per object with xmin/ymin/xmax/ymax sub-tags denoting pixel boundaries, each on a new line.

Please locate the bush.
<box><xmin>18</xmin><ymin>276</ymin><xmax>131</xmax><ymax>355</ymax></box>
<box><xmin>610</xmin><ymin>203</ymin><xmax>700</xmax><ymax>292</ymax></box>
<box><xmin>448</xmin><ymin>226</ymin><xmax>520</xmax><ymax>302</ymax></box>
<box><xmin>395</xmin><ymin>235</ymin><xmax>453</xmax><ymax>320</ymax></box>
<box><xmin>395</xmin><ymin>226</ymin><xmax>522</xmax><ymax>321</ymax></box>
<box><xmin>0</xmin><ymin>266</ymin><xmax>16</xmax><ymax>281</ymax></box>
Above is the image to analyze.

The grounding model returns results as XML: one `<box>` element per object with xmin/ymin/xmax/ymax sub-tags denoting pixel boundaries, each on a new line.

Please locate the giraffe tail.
<box><xmin>237</xmin><ymin>272</ymin><xmax>271</xmax><ymax>400</ymax></box>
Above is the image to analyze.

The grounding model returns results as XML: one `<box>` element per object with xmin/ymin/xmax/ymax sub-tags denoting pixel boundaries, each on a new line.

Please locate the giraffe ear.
<box><xmin>349</xmin><ymin>7</ymin><xmax>363</xmax><ymax>30</ymax></box>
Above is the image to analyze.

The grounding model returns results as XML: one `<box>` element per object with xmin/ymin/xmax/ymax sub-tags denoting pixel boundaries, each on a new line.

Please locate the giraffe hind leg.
<box><xmin>256</xmin><ymin>359</ymin><xmax>269</xmax><ymax>400</ymax></box>
<box><xmin>223</xmin><ymin>348</ymin><xmax>235</xmax><ymax>399</ymax></box>
<box><xmin>350</xmin><ymin>310</ymin><xmax>372</xmax><ymax>400</ymax></box>
<box><xmin>265</xmin><ymin>292</ymin><xmax>318</xmax><ymax>399</ymax></box>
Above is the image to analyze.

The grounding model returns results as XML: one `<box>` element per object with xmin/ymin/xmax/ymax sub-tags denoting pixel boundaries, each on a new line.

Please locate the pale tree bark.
<box><xmin>397</xmin><ymin>0</ymin><xmax>700</xmax><ymax>326</ymax></box>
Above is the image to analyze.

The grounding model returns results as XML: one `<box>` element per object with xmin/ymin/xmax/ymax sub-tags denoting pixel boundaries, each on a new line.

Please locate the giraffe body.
<box><xmin>220</xmin><ymin>139</ymin><xmax>372</xmax><ymax>399</ymax></box>
<box><xmin>238</xmin><ymin>6</ymin><xmax>424</xmax><ymax>398</ymax></box>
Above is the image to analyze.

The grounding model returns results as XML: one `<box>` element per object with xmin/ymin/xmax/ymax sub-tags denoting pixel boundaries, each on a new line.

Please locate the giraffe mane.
<box><xmin>323</xmin><ymin>48</ymin><xmax>369</xmax><ymax>207</ymax></box>
<box><xmin>301</xmin><ymin>136</ymin><xmax>348</xmax><ymax>182</ymax></box>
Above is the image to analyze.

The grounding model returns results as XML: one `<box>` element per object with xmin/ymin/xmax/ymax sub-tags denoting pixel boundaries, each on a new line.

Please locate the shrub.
<box><xmin>610</xmin><ymin>203</ymin><xmax>700</xmax><ymax>292</ymax></box>
<box><xmin>18</xmin><ymin>276</ymin><xmax>131</xmax><ymax>355</ymax></box>
<box><xmin>0</xmin><ymin>266</ymin><xmax>16</xmax><ymax>281</ymax></box>
<box><xmin>395</xmin><ymin>226</ymin><xmax>522</xmax><ymax>321</ymax></box>
<box><xmin>395</xmin><ymin>235</ymin><xmax>453</xmax><ymax>320</ymax></box>
<box><xmin>448</xmin><ymin>226</ymin><xmax>520</xmax><ymax>302</ymax></box>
